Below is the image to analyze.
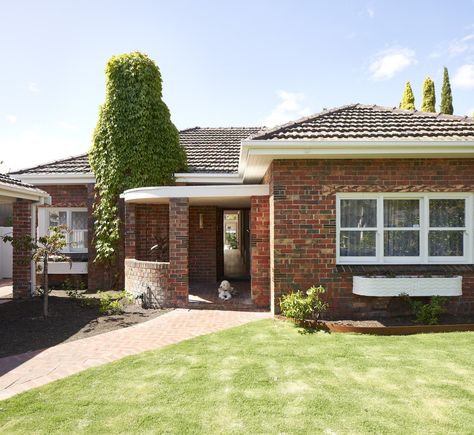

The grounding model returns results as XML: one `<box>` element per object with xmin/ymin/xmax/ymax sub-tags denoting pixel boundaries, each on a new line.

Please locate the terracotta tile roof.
<box><xmin>0</xmin><ymin>173</ymin><xmax>45</xmax><ymax>191</ymax></box>
<box><xmin>180</xmin><ymin>127</ymin><xmax>261</xmax><ymax>173</ymax></box>
<box><xmin>251</xmin><ymin>104</ymin><xmax>474</xmax><ymax>141</ymax></box>
<box><xmin>11</xmin><ymin>127</ymin><xmax>262</xmax><ymax>175</ymax></box>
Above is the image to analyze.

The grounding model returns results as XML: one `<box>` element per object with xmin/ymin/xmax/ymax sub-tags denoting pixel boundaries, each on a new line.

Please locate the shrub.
<box><xmin>400</xmin><ymin>293</ymin><xmax>448</xmax><ymax>325</ymax></box>
<box><xmin>280</xmin><ymin>285</ymin><xmax>328</xmax><ymax>323</ymax></box>
<box><xmin>98</xmin><ymin>290</ymin><xmax>134</xmax><ymax>315</ymax></box>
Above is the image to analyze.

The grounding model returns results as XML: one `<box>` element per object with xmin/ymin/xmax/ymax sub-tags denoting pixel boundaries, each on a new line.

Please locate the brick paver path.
<box><xmin>0</xmin><ymin>308</ymin><xmax>270</xmax><ymax>400</ymax></box>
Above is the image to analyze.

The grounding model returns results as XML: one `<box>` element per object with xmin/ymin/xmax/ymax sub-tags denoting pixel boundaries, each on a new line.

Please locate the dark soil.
<box><xmin>326</xmin><ymin>314</ymin><xmax>474</xmax><ymax>327</ymax></box>
<box><xmin>0</xmin><ymin>296</ymin><xmax>170</xmax><ymax>358</ymax></box>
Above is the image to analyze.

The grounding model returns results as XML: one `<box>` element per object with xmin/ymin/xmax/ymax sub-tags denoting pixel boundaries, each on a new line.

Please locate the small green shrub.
<box><xmin>400</xmin><ymin>293</ymin><xmax>448</xmax><ymax>325</ymax></box>
<box><xmin>280</xmin><ymin>285</ymin><xmax>328</xmax><ymax>323</ymax></box>
<box><xmin>98</xmin><ymin>290</ymin><xmax>134</xmax><ymax>315</ymax></box>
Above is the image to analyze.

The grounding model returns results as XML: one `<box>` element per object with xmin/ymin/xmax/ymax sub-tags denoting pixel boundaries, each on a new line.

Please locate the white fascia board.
<box><xmin>174</xmin><ymin>172</ymin><xmax>243</xmax><ymax>184</ymax></box>
<box><xmin>0</xmin><ymin>182</ymin><xmax>50</xmax><ymax>203</ymax></box>
<box><xmin>239</xmin><ymin>138</ymin><xmax>474</xmax><ymax>181</ymax></box>
<box><xmin>121</xmin><ymin>184</ymin><xmax>269</xmax><ymax>203</ymax></box>
<box><xmin>13</xmin><ymin>173</ymin><xmax>96</xmax><ymax>185</ymax></box>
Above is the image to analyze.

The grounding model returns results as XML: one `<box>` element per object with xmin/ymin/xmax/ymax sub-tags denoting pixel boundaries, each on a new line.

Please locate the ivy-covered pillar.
<box><xmin>168</xmin><ymin>198</ymin><xmax>189</xmax><ymax>306</ymax></box>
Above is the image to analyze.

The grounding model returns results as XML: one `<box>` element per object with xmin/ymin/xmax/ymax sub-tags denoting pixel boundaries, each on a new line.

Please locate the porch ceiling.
<box><xmin>121</xmin><ymin>184</ymin><xmax>269</xmax><ymax>207</ymax></box>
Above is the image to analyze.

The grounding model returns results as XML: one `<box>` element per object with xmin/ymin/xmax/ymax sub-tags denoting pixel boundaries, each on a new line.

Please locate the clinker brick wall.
<box><xmin>12</xmin><ymin>199</ymin><xmax>32</xmax><ymax>298</ymax></box>
<box><xmin>268</xmin><ymin>159</ymin><xmax>474</xmax><ymax>318</ymax></box>
<box><xmin>250</xmin><ymin>195</ymin><xmax>270</xmax><ymax>307</ymax></box>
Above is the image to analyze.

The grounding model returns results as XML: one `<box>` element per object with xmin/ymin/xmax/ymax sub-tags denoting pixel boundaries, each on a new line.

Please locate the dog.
<box><xmin>218</xmin><ymin>280</ymin><xmax>237</xmax><ymax>301</ymax></box>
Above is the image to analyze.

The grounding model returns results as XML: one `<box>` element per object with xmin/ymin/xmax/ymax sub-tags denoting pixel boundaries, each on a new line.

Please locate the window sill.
<box><xmin>40</xmin><ymin>262</ymin><xmax>88</xmax><ymax>275</ymax></box>
<box><xmin>353</xmin><ymin>275</ymin><xmax>462</xmax><ymax>297</ymax></box>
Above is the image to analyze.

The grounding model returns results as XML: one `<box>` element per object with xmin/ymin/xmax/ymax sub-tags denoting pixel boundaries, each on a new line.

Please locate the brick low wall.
<box><xmin>125</xmin><ymin>259</ymin><xmax>170</xmax><ymax>308</ymax></box>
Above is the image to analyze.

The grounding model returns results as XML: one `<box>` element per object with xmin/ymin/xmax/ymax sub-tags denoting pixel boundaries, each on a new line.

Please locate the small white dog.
<box><xmin>218</xmin><ymin>280</ymin><xmax>235</xmax><ymax>301</ymax></box>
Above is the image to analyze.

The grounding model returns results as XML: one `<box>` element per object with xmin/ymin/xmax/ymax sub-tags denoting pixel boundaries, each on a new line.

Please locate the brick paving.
<box><xmin>0</xmin><ymin>308</ymin><xmax>270</xmax><ymax>400</ymax></box>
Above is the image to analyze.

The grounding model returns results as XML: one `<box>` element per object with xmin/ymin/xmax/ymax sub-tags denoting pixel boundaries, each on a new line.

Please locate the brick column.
<box><xmin>124</xmin><ymin>202</ymin><xmax>137</xmax><ymax>259</ymax></box>
<box><xmin>168</xmin><ymin>198</ymin><xmax>189</xmax><ymax>306</ymax></box>
<box><xmin>250</xmin><ymin>195</ymin><xmax>270</xmax><ymax>308</ymax></box>
<box><xmin>12</xmin><ymin>199</ymin><xmax>32</xmax><ymax>298</ymax></box>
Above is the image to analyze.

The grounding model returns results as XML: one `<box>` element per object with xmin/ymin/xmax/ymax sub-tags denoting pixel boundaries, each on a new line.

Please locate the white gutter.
<box><xmin>13</xmin><ymin>173</ymin><xmax>96</xmax><ymax>185</ymax></box>
<box><xmin>239</xmin><ymin>138</ymin><xmax>474</xmax><ymax>182</ymax></box>
<box><xmin>0</xmin><ymin>182</ymin><xmax>51</xmax><ymax>203</ymax></box>
<box><xmin>174</xmin><ymin>172</ymin><xmax>242</xmax><ymax>184</ymax></box>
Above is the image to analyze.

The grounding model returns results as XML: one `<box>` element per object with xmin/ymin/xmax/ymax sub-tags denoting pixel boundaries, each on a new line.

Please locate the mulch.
<box><xmin>0</xmin><ymin>296</ymin><xmax>170</xmax><ymax>358</ymax></box>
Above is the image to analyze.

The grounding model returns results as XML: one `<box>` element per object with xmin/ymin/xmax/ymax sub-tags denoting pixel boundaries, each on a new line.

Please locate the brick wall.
<box><xmin>269</xmin><ymin>159</ymin><xmax>474</xmax><ymax>318</ymax></box>
<box><xmin>136</xmin><ymin>204</ymin><xmax>169</xmax><ymax>261</ymax></box>
<box><xmin>189</xmin><ymin>206</ymin><xmax>217</xmax><ymax>283</ymax></box>
<box><xmin>12</xmin><ymin>199</ymin><xmax>32</xmax><ymax>298</ymax></box>
<box><xmin>168</xmin><ymin>198</ymin><xmax>189</xmax><ymax>305</ymax></box>
<box><xmin>125</xmin><ymin>258</ymin><xmax>169</xmax><ymax>308</ymax></box>
<box><xmin>37</xmin><ymin>184</ymin><xmax>88</xmax><ymax>207</ymax></box>
<box><xmin>250</xmin><ymin>196</ymin><xmax>270</xmax><ymax>307</ymax></box>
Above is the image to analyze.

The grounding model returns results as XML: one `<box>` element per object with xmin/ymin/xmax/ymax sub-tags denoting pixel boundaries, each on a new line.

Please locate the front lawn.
<box><xmin>1</xmin><ymin>320</ymin><xmax>473</xmax><ymax>434</ymax></box>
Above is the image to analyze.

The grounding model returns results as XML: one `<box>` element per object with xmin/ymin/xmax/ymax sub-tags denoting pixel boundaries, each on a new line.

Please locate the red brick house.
<box><xmin>0</xmin><ymin>173</ymin><xmax>50</xmax><ymax>298</ymax></box>
<box><xmin>11</xmin><ymin>104</ymin><xmax>474</xmax><ymax>318</ymax></box>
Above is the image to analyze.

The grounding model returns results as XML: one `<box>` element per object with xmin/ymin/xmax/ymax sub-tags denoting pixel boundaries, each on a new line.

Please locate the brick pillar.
<box><xmin>250</xmin><ymin>195</ymin><xmax>270</xmax><ymax>308</ymax></box>
<box><xmin>12</xmin><ymin>199</ymin><xmax>32</xmax><ymax>298</ymax></box>
<box><xmin>168</xmin><ymin>198</ymin><xmax>189</xmax><ymax>306</ymax></box>
<box><xmin>124</xmin><ymin>202</ymin><xmax>136</xmax><ymax>259</ymax></box>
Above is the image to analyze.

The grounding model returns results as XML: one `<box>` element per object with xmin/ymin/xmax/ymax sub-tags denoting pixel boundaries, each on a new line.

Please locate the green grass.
<box><xmin>1</xmin><ymin>320</ymin><xmax>473</xmax><ymax>434</ymax></box>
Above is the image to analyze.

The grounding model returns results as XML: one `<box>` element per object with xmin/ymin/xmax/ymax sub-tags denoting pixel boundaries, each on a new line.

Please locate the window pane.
<box><xmin>71</xmin><ymin>230</ymin><xmax>88</xmax><ymax>249</ymax></box>
<box><xmin>384</xmin><ymin>231</ymin><xmax>420</xmax><ymax>256</ymax></box>
<box><xmin>384</xmin><ymin>200</ymin><xmax>419</xmax><ymax>228</ymax></box>
<box><xmin>429</xmin><ymin>231</ymin><xmax>464</xmax><ymax>256</ymax></box>
<box><xmin>340</xmin><ymin>231</ymin><xmax>376</xmax><ymax>257</ymax></box>
<box><xmin>430</xmin><ymin>199</ymin><xmax>465</xmax><ymax>227</ymax></box>
<box><xmin>72</xmin><ymin>212</ymin><xmax>88</xmax><ymax>230</ymax></box>
<box><xmin>49</xmin><ymin>211</ymin><xmax>66</xmax><ymax>227</ymax></box>
<box><xmin>340</xmin><ymin>199</ymin><xmax>377</xmax><ymax>228</ymax></box>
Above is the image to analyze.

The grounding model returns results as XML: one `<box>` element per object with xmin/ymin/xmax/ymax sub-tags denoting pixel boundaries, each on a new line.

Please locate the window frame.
<box><xmin>336</xmin><ymin>192</ymin><xmax>473</xmax><ymax>265</ymax></box>
<box><xmin>39</xmin><ymin>207</ymin><xmax>88</xmax><ymax>253</ymax></box>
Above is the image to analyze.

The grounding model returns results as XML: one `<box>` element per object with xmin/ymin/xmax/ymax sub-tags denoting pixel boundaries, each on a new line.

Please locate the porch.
<box><xmin>122</xmin><ymin>185</ymin><xmax>270</xmax><ymax>310</ymax></box>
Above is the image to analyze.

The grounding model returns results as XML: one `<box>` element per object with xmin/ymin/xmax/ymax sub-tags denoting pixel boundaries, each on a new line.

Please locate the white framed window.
<box><xmin>336</xmin><ymin>193</ymin><xmax>473</xmax><ymax>265</ymax></box>
<box><xmin>39</xmin><ymin>207</ymin><xmax>88</xmax><ymax>253</ymax></box>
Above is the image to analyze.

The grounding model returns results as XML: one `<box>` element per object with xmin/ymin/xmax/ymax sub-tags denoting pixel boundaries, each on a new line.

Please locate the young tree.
<box><xmin>90</xmin><ymin>52</ymin><xmax>187</xmax><ymax>266</ymax></box>
<box><xmin>400</xmin><ymin>81</ymin><xmax>416</xmax><ymax>110</ymax></box>
<box><xmin>2</xmin><ymin>226</ymin><xmax>70</xmax><ymax>318</ymax></box>
<box><xmin>440</xmin><ymin>67</ymin><xmax>454</xmax><ymax>114</ymax></box>
<box><xmin>421</xmin><ymin>77</ymin><xmax>436</xmax><ymax>112</ymax></box>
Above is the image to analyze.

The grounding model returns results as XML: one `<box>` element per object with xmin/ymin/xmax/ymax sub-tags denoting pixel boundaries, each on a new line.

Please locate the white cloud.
<box><xmin>369</xmin><ymin>47</ymin><xmax>416</xmax><ymax>81</ymax></box>
<box><xmin>28</xmin><ymin>82</ymin><xmax>39</xmax><ymax>93</ymax></box>
<box><xmin>448</xmin><ymin>34</ymin><xmax>474</xmax><ymax>56</ymax></box>
<box><xmin>262</xmin><ymin>91</ymin><xmax>312</xmax><ymax>127</ymax></box>
<box><xmin>5</xmin><ymin>115</ymin><xmax>17</xmax><ymax>124</ymax></box>
<box><xmin>453</xmin><ymin>64</ymin><xmax>474</xmax><ymax>89</ymax></box>
<box><xmin>367</xmin><ymin>7</ymin><xmax>375</xmax><ymax>18</ymax></box>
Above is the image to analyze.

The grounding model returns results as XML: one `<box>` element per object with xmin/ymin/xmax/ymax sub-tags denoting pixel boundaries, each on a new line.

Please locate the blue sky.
<box><xmin>2</xmin><ymin>0</ymin><xmax>474</xmax><ymax>172</ymax></box>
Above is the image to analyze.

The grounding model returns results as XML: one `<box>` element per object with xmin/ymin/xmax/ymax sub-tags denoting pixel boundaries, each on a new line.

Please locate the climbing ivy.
<box><xmin>89</xmin><ymin>52</ymin><xmax>187</xmax><ymax>263</ymax></box>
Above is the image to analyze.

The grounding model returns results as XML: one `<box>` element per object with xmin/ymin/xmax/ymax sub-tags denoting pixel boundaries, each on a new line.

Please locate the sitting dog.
<box><xmin>218</xmin><ymin>280</ymin><xmax>236</xmax><ymax>301</ymax></box>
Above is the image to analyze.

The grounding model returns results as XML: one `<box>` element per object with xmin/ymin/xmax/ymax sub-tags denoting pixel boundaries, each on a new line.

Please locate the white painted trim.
<box><xmin>239</xmin><ymin>139</ymin><xmax>474</xmax><ymax>182</ymax></box>
<box><xmin>0</xmin><ymin>182</ymin><xmax>50</xmax><ymax>203</ymax></box>
<box><xmin>353</xmin><ymin>275</ymin><xmax>462</xmax><ymax>297</ymax></box>
<box><xmin>46</xmin><ymin>261</ymin><xmax>88</xmax><ymax>274</ymax></box>
<box><xmin>121</xmin><ymin>184</ymin><xmax>269</xmax><ymax>203</ymax></box>
<box><xmin>30</xmin><ymin>204</ymin><xmax>37</xmax><ymax>295</ymax></box>
<box><xmin>174</xmin><ymin>173</ymin><xmax>242</xmax><ymax>184</ymax></box>
<box><xmin>336</xmin><ymin>192</ymin><xmax>474</xmax><ymax>265</ymax></box>
<box><xmin>13</xmin><ymin>173</ymin><xmax>96</xmax><ymax>185</ymax></box>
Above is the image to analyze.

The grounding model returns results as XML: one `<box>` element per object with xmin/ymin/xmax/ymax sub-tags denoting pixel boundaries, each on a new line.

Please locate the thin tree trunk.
<box><xmin>43</xmin><ymin>255</ymin><xmax>49</xmax><ymax>318</ymax></box>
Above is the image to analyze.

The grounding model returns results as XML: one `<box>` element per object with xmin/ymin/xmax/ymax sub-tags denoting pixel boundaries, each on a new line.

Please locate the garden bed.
<box><xmin>277</xmin><ymin>315</ymin><xmax>474</xmax><ymax>335</ymax></box>
<box><xmin>0</xmin><ymin>294</ymin><xmax>170</xmax><ymax>358</ymax></box>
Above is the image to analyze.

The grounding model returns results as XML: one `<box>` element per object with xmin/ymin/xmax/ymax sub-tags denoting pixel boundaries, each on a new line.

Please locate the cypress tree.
<box><xmin>90</xmin><ymin>52</ymin><xmax>187</xmax><ymax>263</ymax></box>
<box><xmin>400</xmin><ymin>81</ymin><xmax>416</xmax><ymax>110</ymax></box>
<box><xmin>440</xmin><ymin>67</ymin><xmax>453</xmax><ymax>114</ymax></box>
<box><xmin>421</xmin><ymin>77</ymin><xmax>436</xmax><ymax>113</ymax></box>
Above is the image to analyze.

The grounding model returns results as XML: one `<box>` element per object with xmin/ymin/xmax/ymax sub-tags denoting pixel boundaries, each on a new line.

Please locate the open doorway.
<box><xmin>223</xmin><ymin>209</ymin><xmax>250</xmax><ymax>280</ymax></box>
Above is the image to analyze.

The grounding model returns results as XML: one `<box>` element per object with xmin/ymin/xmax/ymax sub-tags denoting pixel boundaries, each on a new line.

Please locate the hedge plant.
<box><xmin>90</xmin><ymin>52</ymin><xmax>187</xmax><ymax>264</ymax></box>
